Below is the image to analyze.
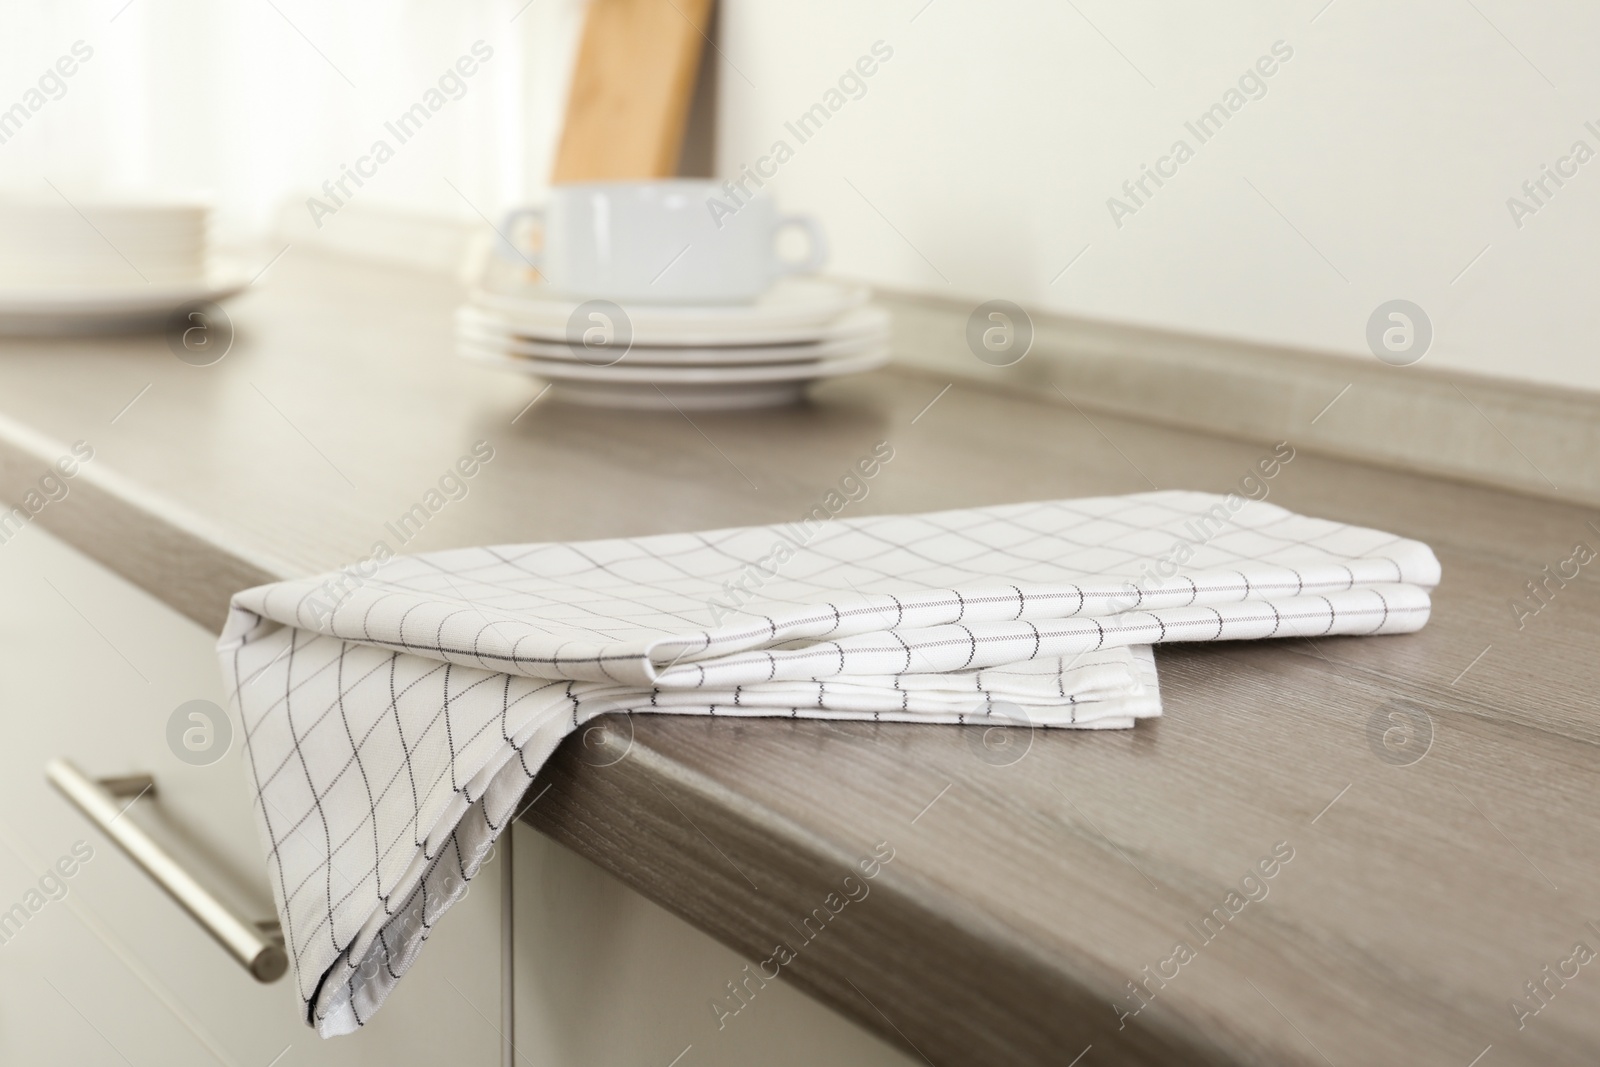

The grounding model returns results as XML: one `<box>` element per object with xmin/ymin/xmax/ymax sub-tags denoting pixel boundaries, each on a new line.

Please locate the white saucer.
<box><xmin>455</xmin><ymin>305</ymin><xmax>889</xmax><ymax>366</ymax></box>
<box><xmin>458</xmin><ymin>340</ymin><xmax>891</xmax><ymax>410</ymax></box>
<box><xmin>0</xmin><ymin>270</ymin><xmax>250</xmax><ymax>336</ymax></box>
<box><xmin>458</xmin><ymin>340</ymin><xmax>889</xmax><ymax>383</ymax></box>
<box><xmin>533</xmin><ymin>379</ymin><xmax>815</xmax><ymax>410</ymax></box>
<box><xmin>469</xmin><ymin>277</ymin><xmax>872</xmax><ymax>346</ymax></box>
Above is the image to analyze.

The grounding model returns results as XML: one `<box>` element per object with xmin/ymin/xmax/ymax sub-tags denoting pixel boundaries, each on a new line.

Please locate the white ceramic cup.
<box><xmin>0</xmin><ymin>196</ymin><xmax>209</xmax><ymax>288</ymax></box>
<box><xmin>496</xmin><ymin>180</ymin><xmax>827</xmax><ymax>304</ymax></box>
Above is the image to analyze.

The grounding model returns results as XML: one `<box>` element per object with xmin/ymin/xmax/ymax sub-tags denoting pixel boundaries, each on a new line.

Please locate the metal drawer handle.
<box><xmin>45</xmin><ymin>759</ymin><xmax>288</xmax><ymax>983</ymax></box>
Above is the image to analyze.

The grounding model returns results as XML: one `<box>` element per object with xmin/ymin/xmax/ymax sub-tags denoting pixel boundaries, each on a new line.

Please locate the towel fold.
<box><xmin>218</xmin><ymin>490</ymin><xmax>1439</xmax><ymax>1035</ymax></box>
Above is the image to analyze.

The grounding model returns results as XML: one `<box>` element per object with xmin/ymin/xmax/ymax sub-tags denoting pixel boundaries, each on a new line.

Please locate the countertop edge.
<box><xmin>520</xmin><ymin>731</ymin><xmax>1235</xmax><ymax>1067</ymax></box>
<box><xmin>0</xmin><ymin>410</ymin><xmax>287</xmax><ymax>631</ymax></box>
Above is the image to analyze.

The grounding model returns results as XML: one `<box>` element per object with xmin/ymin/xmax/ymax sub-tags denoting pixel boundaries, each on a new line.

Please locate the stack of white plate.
<box><xmin>456</xmin><ymin>278</ymin><xmax>892</xmax><ymax>410</ymax></box>
<box><xmin>0</xmin><ymin>195</ymin><xmax>246</xmax><ymax>334</ymax></box>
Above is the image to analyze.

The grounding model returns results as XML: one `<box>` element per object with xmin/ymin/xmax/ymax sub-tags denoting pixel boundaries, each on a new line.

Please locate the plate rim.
<box><xmin>457</xmin><ymin>339</ymin><xmax>891</xmax><ymax>385</ymax></box>
<box><xmin>0</xmin><ymin>269</ymin><xmax>251</xmax><ymax>317</ymax></box>
<box><xmin>457</xmin><ymin>301</ymin><xmax>890</xmax><ymax>349</ymax></box>
<box><xmin>468</xmin><ymin>276</ymin><xmax>871</xmax><ymax>330</ymax></box>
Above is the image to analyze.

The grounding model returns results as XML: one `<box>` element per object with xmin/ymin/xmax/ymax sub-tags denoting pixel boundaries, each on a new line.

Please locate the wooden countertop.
<box><xmin>3</xmin><ymin>251</ymin><xmax>1597</xmax><ymax>1066</ymax></box>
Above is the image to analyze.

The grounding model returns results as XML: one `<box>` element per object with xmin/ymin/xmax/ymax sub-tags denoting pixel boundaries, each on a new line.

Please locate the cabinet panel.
<box><xmin>0</xmin><ymin>523</ymin><xmax>502</xmax><ymax>1067</ymax></box>
<box><xmin>512</xmin><ymin>824</ymin><xmax>918</xmax><ymax>1067</ymax></box>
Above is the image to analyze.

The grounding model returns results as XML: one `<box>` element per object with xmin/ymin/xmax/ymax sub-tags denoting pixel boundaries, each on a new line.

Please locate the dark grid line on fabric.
<box><xmin>278</xmin><ymin>577</ymin><xmax>1424</xmax><ymax>687</ymax></box>
<box><xmin>260</xmin><ymin>658</ymin><xmax>559</xmax><ymax>935</ymax></box>
<box><xmin>266</xmin><ymin>495</ymin><xmax>1429</xmax><ymax>649</ymax></box>
<box><xmin>252</xmin><ymin>503</ymin><xmax>1434</xmax><ymax>685</ymax></box>
<box><xmin>219</xmin><ymin>491</ymin><xmax>1437</xmax><ymax>1035</ymax></box>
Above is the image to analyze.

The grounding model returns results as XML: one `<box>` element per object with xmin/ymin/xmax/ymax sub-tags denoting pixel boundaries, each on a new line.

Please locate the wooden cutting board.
<box><xmin>552</xmin><ymin>0</ymin><xmax>715</xmax><ymax>182</ymax></box>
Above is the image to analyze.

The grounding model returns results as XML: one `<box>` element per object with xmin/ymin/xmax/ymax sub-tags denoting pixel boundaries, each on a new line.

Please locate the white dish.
<box><xmin>525</xmin><ymin>379</ymin><xmax>815</xmax><ymax>411</ymax></box>
<box><xmin>458</xmin><ymin>339</ymin><xmax>889</xmax><ymax>384</ymax></box>
<box><xmin>457</xmin><ymin>339</ymin><xmax>889</xmax><ymax>410</ymax></box>
<box><xmin>468</xmin><ymin>276</ymin><xmax>871</xmax><ymax>346</ymax></box>
<box><xmin>0</xmin><ymin>196</ymin><xmax>211</xmax><ymax>290</ymax></box>
<box><xmin>455</xmin><ymin>305</ymin><xmax>889</xmax><ymax>366</ymax></box>
<box><xmin>496</xmin><ymin>181</ymin><xmax>826</xmax><ymax>304</ymax></box>
<box><xmin>0</xmin><ymin>269</ymin><xmax>249</xmax><ymax>335</ymax></box>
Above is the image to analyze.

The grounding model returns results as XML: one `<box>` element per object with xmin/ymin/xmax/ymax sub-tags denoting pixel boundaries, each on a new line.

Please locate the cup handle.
<box><xmin>773</xmin><ymin>213</ymin><xmax>828</xmax><ymax>275</ymax></box>
<box><xmin>495</xmin><ymin>207</ymin><xmax>544</xmax><ymax>266</ymax></box>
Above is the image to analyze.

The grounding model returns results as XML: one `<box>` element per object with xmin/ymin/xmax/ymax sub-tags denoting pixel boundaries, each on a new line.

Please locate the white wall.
<box><xmin>716</xmin><ymin>0</ymin><xmax>1600</xmax><ymax>391</ymax></box>
<box><xmin>0</xmin><ymin>0</ymin><xmax>584</xmax><ymax>244</ymax></box>
<box><xmin>9</xmin><ymin>1</ymin><xmax>1597</xmax><ymax>390</ymax></box>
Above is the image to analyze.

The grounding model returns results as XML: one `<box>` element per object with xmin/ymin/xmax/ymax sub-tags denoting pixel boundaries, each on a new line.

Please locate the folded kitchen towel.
<box><xmin>218</xmin><ymin>490</ymin><xmax>1439</xmax><ymax>1035</ymax></box>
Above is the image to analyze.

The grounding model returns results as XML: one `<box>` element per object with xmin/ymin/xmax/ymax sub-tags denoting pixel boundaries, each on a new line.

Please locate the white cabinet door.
<box><xmin>512</xmin><ymin>824</ymin><xmax>919</xmax><ymax>1067</ymax></box>
<box><xmin>0</xmin><ymin>523</ymin><xmax>504</xmax><ymax>1067</ymax></box>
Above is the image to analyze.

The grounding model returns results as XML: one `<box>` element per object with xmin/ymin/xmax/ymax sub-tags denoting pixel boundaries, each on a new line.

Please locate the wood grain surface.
<box><xmin>552</xmin><ymin>0</ymin><xmax>715</xmax><ymax>181</ymax></box>
<box><xmin>0</xmin><ymin>250</ymin><xmax>1596</xmax><ymax>1065</ymax></box>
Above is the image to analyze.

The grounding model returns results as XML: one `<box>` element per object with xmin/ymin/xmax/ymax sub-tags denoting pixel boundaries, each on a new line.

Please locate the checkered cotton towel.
<box><xmin>217</xmin><ymin>490</ymin><xmax>1439</xmax><ymax>1036</ymax></box>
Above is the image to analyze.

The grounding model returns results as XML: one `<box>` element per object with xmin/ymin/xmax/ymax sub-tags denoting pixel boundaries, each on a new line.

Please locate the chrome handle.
<box><xmin>45</xmin><ymin>759</ymin><xmax>288</xmax><ymax>983</ymax></box>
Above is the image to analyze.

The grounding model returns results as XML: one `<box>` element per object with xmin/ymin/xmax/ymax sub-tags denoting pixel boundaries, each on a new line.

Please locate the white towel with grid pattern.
<box><xmin>218</xmin><ymin>490</ymin><xmax>1439</xmax><ymax>1035</ymax></box>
